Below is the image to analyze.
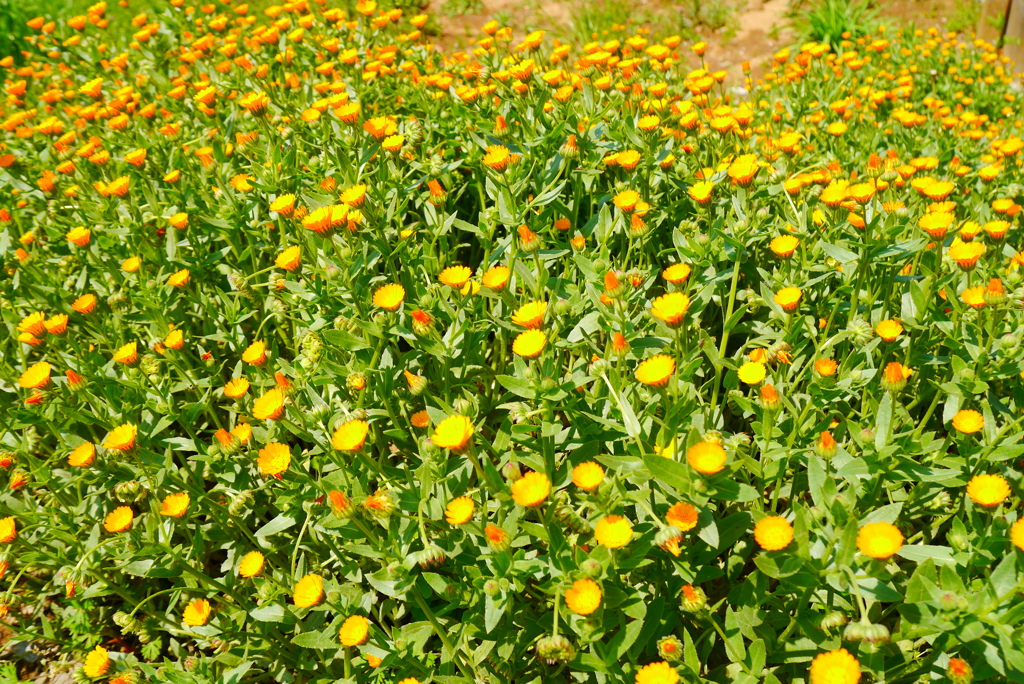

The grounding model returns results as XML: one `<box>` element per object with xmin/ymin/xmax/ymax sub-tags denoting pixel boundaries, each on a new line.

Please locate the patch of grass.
<box><xmin>441</xmin><ymin>0</ymin><xmax>483</xmax><ymax>17</ymax></box>
<box><xmin>790</xmin><ymin>0</ymin><xmax>878</xmax><ymax>50</ymax></box>
<box><xmin>946</xmin><ymin>0</ymin><xmax>981</xmax><ymax>34</ymax></box>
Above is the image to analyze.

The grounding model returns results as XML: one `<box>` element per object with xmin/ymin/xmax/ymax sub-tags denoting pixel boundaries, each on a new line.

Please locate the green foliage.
<box><xmin>791</xmin><ymin>0</ymin><xmax>879</xmax><ymax>50</ymax></box>
<box><xmin>0</xmin><ymin>3</ymin><xmax>1023</xmax><ymax>684</ymax></box>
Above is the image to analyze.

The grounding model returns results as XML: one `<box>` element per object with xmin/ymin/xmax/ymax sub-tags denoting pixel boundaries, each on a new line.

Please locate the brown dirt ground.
<box><xmin>430</xmin><ymin>0</ymin><xmax>975</xmax><ymax>78</ymax></box>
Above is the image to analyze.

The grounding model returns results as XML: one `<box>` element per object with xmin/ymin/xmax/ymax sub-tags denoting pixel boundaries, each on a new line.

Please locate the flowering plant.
<box><xmin>1</xmin><ymin>3</ymin><xmax>1024</xmax><ymax>684</ymax></box>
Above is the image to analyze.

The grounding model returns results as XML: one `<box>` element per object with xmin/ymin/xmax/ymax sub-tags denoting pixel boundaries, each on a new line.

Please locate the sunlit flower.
<box><xmin>754</xmin><ymin>516</ymin><xmax>793</xmax><ymax>551</ymax></box>
<box><xmin>952</xmin><ymin>409</ymin><xmax>984</xmax><ymax>434</ymax></box>
<box><xmin>809</xmin><ymin>649</ymin><xmax>860</xmax><ymax>684</ymax></box>
<box><xmin>183</xmin><ymin>599</ymin><xmax>211</xmax><ymax>626</ymax></box>
<box><xmin>339</xmin><ymin>615</ymin><xmax>370</xmax><ymax>646</ymax></box>
<box><xmin>635</xmin><ymin>355</ymin><xmax>675</xmax><ymax>386</ymax></box>
<box><xmin>333</xmin><ymin>420</ymin><xmax>370</xmax><ymax>452</ymax></box>
<box><xmin>432</xmin><ymin>415</ymin><xmax>474</xmax><ymax>452</ymax></box>
<box><xmin>293</xmin><ymin>573</ymin><xmax>324</xmax><ymax>607</ymax></box>
<box><xmin>857</xmin><ymin>521</ymin><xmax>903</xmax><ymax>559</ymax></box>
<box><xmin>511</xmin><ymin>471</ymin><xmax>550</xmax><ymax>507</ymax></box>
<box><xmin>445</xmin><ymin>496</ymin><xmax>475</xmax><ymax>525</ymax></box>
<box><xmin>564</xmin><ymin>579</ymin><xmax>601</xmax><ymax>615</ymax></box>
<box><xmin>687</xmin><ymin>441</ymin><xmax>726</xmax><ymax>475</ymax></box>
<box><xmin>258</xmin><ymin>442</ymin><xmax>290</xmax><ymax>478</ymax></box>
<box><xmin>966</xmin><ymin>474</ymin><xmax>1010</xmax><ymax>507</ymax></box>
<box><xmin>595</xmin><ymin>515</ymin><xmax>632</xmax><ymax>548</ymax></box>
<box><xmin>572</xmin><ymin>462</ymin><xmax>604</xmax><ymax>491</ymax></box>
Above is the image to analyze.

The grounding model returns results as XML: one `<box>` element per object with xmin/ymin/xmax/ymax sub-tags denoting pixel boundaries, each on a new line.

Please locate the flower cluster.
<box><xmin>0</xmin><ymin>2</ymin><xmax>1023</xmax><ymax>684</ymax></box>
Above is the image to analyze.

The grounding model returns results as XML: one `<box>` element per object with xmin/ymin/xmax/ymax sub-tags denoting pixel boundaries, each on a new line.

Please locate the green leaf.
<box><xmin>896</xmin><ymin>545</ymin><xmax>956</xmax><ymax>566</ymax></box>
<box><xmin>644</xmin><ymin>454</ymin><xmax>690</xmax><ymax>494</ymax></box>
<box><xmin>496</xmin><ymin>375</ymin><xmax>536</xmax><ymax>399</ymax></box>
<box><xmin>291</xmin><ymin>629</ymin><xmax>338</xmax><ymax>650</ymax></box>
<box><xmin>250</xmin><ymin>605</ymin><xmax>287</xmax><ymax>623</ymax></box>
<box><xmin>990</xmin><ymin>554</ymin><xmax>1017</xmax><ymax>598</ymax></box>
<box><xmin>874</xmin><ymin>393</ymin><xmax>893</xmax><ymax>449</ymax></box>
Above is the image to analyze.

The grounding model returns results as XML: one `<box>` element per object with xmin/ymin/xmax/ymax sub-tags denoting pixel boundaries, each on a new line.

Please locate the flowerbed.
<box><xmin>1</xmin><ymin>3</ymin><xmax>1024</xmax><ymax>684</ymax></box>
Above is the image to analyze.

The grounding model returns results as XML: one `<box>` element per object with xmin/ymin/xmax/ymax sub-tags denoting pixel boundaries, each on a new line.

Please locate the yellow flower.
<box><xmin>18</xmin><ymin>361</ymin><xmax>51</xmax><ymax>389</ymax></box>
<box><xmin>161</xmin><ymin>492</ymin><xmax>190</xmax><ymax>518</ymax></box>
<box><xmin>952</xmin><ymin>409</ymin><xmax>984</xmax><ymax>434</ymax></box>
<box><xmin>635</xmin><ymin>355</ymin><xmax>675</xmax><ymax>386</ymax></box>
<box><xmin>66</xmin><ymin>226</ymin><xmax>91</xmax><ymax>246</ymax></box>
<box><xmin>687</xmin><ymin>441</ymin><xmax>726</xmax><ymax>475</ymax></box>
<box><xmin>258</xmin><ymin>442</ymin><xmax>290</xmax><ymax>478</ymax></box>
<box><xmin>333</xmin><ymin>419</ymin><xmax>370</xmax><ymax>451</ymax></box>
<box><xmin>770</xmin><ymin>235</ymin><xmax>799</xmax><ymax>258</ymax></box>
<box><xmin>966</xmin><ymin>474</ymin><xmax>1010</xmax><ymax>507</ymax></box>
<box><xmin>165</xmin><ymin>329</ymin><xmax>184</xmax><ymax>350</ymax></box>
<box><xmin>774</xmin><ymin>287</ymin><xmax>802</xmax><ymax>312</ymax></box>
<box><xmin>224</xmin><ymin>377</ymin><xmax>250</xmax><ymax>398</ymax></box>
<box><xmin>183</xmin><ymin>598</ymin><xmax>211</xmax><ymax>626</ymax></box>
<box><xmin>857</xmin><ymin>521</ymin><xmax>903</xmax><ymax>559</ymax></box>
<box><xmin>276</xmin><ymin>245</ymin><xmax>301</xmax><ymax>272</ymax></box>
<box><xmin>238</xmin><ymin>551</ymin><xmax>265</xmax><ymax>578</ymax></box>
<box><xmin>635</xmin><ymin>661</ymin><xmax>678</xmax><ymax>684</ymax></box>
<box><xmin>1011</xmin><ymin>520</ymin><xmax>1024</xmax><ymax>551</ymax></box>
<box><xmin>168</xmin><ymin>268</ymin><xmax>190</xmax><ymax>288</ymax></box>
<box><xmin>482</xmin><ymin>145</ymin><xmax>510</xmax><ymax>170</ymax></box>
<box><xmin>339</xmin><ymin>615</ymin><xmax>370</xmax><ymax>646</ymax></box>
<box><xmin>242</xmin><ymin>340</ymin><xmax>268</xmax><ymax>366</ymax></box>
<box><xmin>482</xmin><ymin>265</ymin><xmax>511</xmax><ymax>290</ymax></box>
<box><xmin>595</xmin><ymin>515</ymin><xmax>632</xmax><ymax>548</ymax></box>
<box><xmin>439</xmin><ymin>265</ymin><xmax>472</xmax><ymax>287</ymax></box>
<box><xmin>512</xmin><ymin>301</ymin><xmax>547</xmax><ymax>328</ymax></box>
<box><xmin>83</xmin><ymin>646</ymin><xmax>110</xmax><ymax>678</ymax></box>
<box><xmin>809</xmin><ymin>649</ymin><xmax>860</xmax><ymax>684</ymax></box>
<box><xmin>69</xmin><ymin>442</ymin><xmax>96</xmax><ymax>467</ymax></box>
<box><xmin>113</xmin><ymin>341</ymin><xmax>139</xmax><ymax>365</ymax></box>
<box><xmin>18</xmin><ymin>312</ymin><xmax>46</xmax><ymax>335</ymax></box>
<box><xmin>572</xmin><ymin>462</ymin><xmax>604</xmax><ymax>491</ymax></box>
<box><xmin>650</xmin><ymin>292</ymin><xmax>690</xmax><ymax>327</ymax></box>
<box><xmin>875</xmin><ymin>319</ymin><xmax>903</xmax><ymax>341</ymax></box>
<box><xmin>754</xmin><ymin>516</ymin><xmax>793</xmax><ymax>551</ymax></box>
<box><xmin>293</xmin><ymin>573</ymin><xmax>324</xmax><ymax>607</ymax></box>
<box><xmin>340</xmin><ymin>184</ymin><xmax>367</xmax><ymax>207</ymax></box>
<box><xmin>662</xmin><ymin>263</ymin><xmax>691</xmax><ymax>283</ymax></box>
<box><xmin>689</xmin><ymin>180</ymin><xmax>713</xmax><ymax>204</ymax></box>
<box><xmin>614</xmin><ymin>189</ymin><xmax>640</xmax><ymax>212</ymax></box>
<box><xmin>0</xmin><ymin>517</ymin><xmax>16</xmax><ymax>543</ymax></box>
<box><xmin>253</xmin><ymin>388</ymin><xmax>286</xmax><ymax>420</ymax></box>
<box><xmin>445</xmin><ymin>496</ymin><xmax>475</xmax><ymax>525</ymax></box>
<box><xmin>432</xmin><ymin>415</ymin><xmax>474</xmax><ymax>452</ymax></box>
<box><xmin>373</xmin><ymin>283</ymin><xmax>405</xmax><ymax>310</ymax></box>
<box><xmin>564</xmin><ymin>578</ymin><xmax>601</xmax><ymax>615</ymax></box>
<box><xmin>104</xmin><ymin>506</ymin><xmax>134</xmax><ymax>533</ymax></box>
<box><xmin>737</xmin><ymin>362</ymin><xmax>766</xmax><ymax>385</ymax></box>
<box><xmin>513</xmin><ymin>329</ymin><xmax>546</xmax><ymax>358</ymax></box>
<box><xmin>511</xmin><ymin>471</ymin><xmax>551</xmax><ymax>507</ymax></box>
<box><xmin>815</xmin><ymin>358</ymin><xmax>838</xmax><ymax>376</ymax></box>
<box><xmin>666</xmin><ymin>502</ymin><xmax>698</xmax><ymax>531</ymax></box>
<box><xmin>948</xmin><ymin>239</ymin><xmax>985</xmax><ymax>269</ymax></box>
<box><xmin>103</xmin><ymin>423</ymin><xmax>137</xmax><ymax>451</ymax></box>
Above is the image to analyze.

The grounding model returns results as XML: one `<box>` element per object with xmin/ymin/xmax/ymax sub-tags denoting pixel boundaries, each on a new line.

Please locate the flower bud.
<box><xmin>229</xmin><ymin>490</ymin><xmax>254</xmax><ymax>517</ymax></box>
<box><xmin>347</xmin><ymin>373</ymin><xmax>367</xmax><ymax>392</ymax></box>
<box><xmin>502</xmin><ymin>462</ymin><xmax>522</xmax><ymax>481</ymax></box>
<box><xmin>535</xmin><ymin>635</ymin><xmax>575</xmax><ymax>665</ymax></box>
<box><xmin>846</xmin><ymin>318</ymin><xmax>874</xmax><ymax>346</ymax></box>
<box><xmin>947</xmin><ymin>657</ymin><xmax>973</xmax><ymax>684</ymax></box>
<box><xmin>107</xmin><ymin>291</ymin><xmax>131</xmax><ymax>311</ymax></box>
<box><xmin>113</xmin><ymin>480</ymin><xmax>146</xmax><ymax>503</ymax></box>
<box><xmin>680</xmin><ymin>584</ymin><xmax>707</xmax><ymax>612</ymax></box>
<box><xmin>483</xmin><ymin>579</ymin><xmax>501</xmax><ymax>597</ymax></box>
<box><xmin>819</xmin><ymin>611</ymin><xmax>848</xmax><ymax>632</ymax></box>
<box><xmin>579</xmin><ymin>558</ymin><xmax>603</xmax><ymax>578</ymax></box>
<box><xmin>657</xmin><ymin>636</ymin><xmax>683</xmax><ymax>662</ymax></box>
<box><xmin>938</xmin><ymin>592</ymin><xmax>968</xmax><ymax>612</ymax></box>
<box><xmin>947</xmin><ymin>530</ymin><xmax>969</xmax><ymax>552</ymax></box>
